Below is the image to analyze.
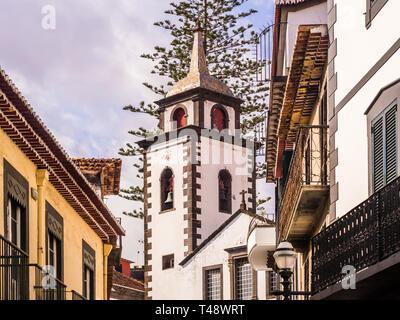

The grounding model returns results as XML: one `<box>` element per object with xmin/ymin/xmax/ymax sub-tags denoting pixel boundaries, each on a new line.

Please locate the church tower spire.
<box><xmin>166</xmin><ymin>20</ymin><xmax>234</xmax><ymax>98</ymax></box>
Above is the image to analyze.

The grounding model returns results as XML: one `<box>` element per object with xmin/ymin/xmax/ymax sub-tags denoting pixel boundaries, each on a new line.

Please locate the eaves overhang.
<box><xmin>277</xmin><ymin>24</ymin><xmax>329</xmax><ymax>144</ymax></box>
<box><xmin>266</xmin><ymin>76</ymin><xmax>287</xmax><ymax>183</ymax></box>
<box><xmin>0</xmin><ymin>67</ymin><xmax>125</xmax><ymax>240</ymax></box>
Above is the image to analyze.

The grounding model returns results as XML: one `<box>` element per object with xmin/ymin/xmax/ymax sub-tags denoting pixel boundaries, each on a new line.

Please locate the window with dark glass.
<box><xmin>372</xmin><ymin>102</ymin><xmax>398</xmax><ymax>192</ymax></box>
<box><xmin>162</xmin><ymin>254</ymin><xmax>174</xmax><ymax>270</ymax></box>
<box><xmin>161</xmin><ymin>168</ymin><xmax>174</xmax><ymax>211</ymax></box>
<box><xmin>83</xmin><ymin>265</ymin><xmax>94</xmax><ymax>300</ymax></box>
<box><xmin>82</xmin><ymin>240</ymin><xmax>95</xmax><ymax>300</ymax></box>
<box><xmin>173</xmin><ymin>107</ymin><xmax>186</xmax><ymax>129</ymax></box>
<box><xmin>211</xmin><ymin>105</ymin><xmax>228</xmax><ymax>131</ymax></box>
<box><xmin>218</xmin><ymin>170</ymin><xmax>231</xmax><ymax>213</ymax></box>
<box><xmin>4</xmin><ymin>160</ymin><xmax>28</xmax><ymax>253</ymax></box>
<box><xmin>46</xmin><ymin>202</ymin><xmax>63</xmax><ymax>282</ymax></box>
<box><xmin>48</xmin><ymin>232</ymin><xmax>62</xmax><ymax>280</ymax></box>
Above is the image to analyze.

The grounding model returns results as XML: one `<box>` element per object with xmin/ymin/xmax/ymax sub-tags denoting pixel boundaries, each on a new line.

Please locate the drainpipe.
<box><xmin>36</xmin><ymin>169</ymin><xmax>49</xmax><ymax>267</ymax></box>
<box><xmin>103</xmin><ymin>243</ymin><xmax>113</xmax><ymax>300</ymax></box>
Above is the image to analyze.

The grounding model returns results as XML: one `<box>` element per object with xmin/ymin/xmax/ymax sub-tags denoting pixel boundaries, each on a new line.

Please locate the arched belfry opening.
<box><xmin>161</xmin><ymin>168</ymin><xmax>174</xmax><ymax>211</ymax></box>
<box><xmin>172</xmin><ymin>107</ymin><xmax>186</xmax><ymax>129</ymax></box>
<box><xmin>218</xmin><ymin>169</ymin><xmax>232</xmax><ymax>213</ymax></box>
<box><xmin>211</xmin><ymin>105</ymin><xmax>228</xmax><ymax>131</ymax></box>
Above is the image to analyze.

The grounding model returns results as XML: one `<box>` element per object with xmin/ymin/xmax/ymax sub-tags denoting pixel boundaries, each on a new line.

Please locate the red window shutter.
<box><xmin>174</xmin><ymin>108</ymin><xmax>186</xmax><ymax>128</ymax></box>
<box><xmin>212</xmin><ymin>108</ymin><xmax>225</xmax><ymax>131</ymax></box>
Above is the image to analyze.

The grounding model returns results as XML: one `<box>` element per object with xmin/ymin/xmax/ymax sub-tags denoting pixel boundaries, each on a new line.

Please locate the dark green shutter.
<box><xmin>385</xmin><ymin>104</ymin><xmax>397</xmax><ymax>184</ymax></box>
<box><xmin>372</xmin><ymin>117</ymin><xmax>384</xmax><ymax>192</ymax></box>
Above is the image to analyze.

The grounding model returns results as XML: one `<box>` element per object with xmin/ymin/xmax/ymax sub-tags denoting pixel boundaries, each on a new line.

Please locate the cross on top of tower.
<box><xmin>166</xmin><ymin>20</ymin><xmax>234</xmax><ymax>98</ymax></box>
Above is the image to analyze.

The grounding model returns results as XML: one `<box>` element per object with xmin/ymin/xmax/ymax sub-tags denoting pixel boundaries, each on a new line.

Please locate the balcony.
<box><xmin>1</xmin><ymin>235</ymin><xmax>82</xmax><ymax>300</ymax></box>
<box><xmin>312</xmin><ymin>176</ymin><xmax>400</xmax><ymax>299</ymax></box>
<box><xmin>279</xmin><ymin>126</ymin><xmax>329</xmax><ymax>245</ymax></box>
<box><xmin>31</xmin><ymin>264</ymin><xmax>67</xmax><ymax>300</ymax></box>
<box><xmin>0</xmin><ymin>235</ymin><xmax>29</xmax><ymax>300</ymax></box>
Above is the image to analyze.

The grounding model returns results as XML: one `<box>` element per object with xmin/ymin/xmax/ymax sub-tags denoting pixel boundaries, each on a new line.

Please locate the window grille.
<box><xmin>235</xmin><ymin>258</ymin><xmax>253</xmax><ymax>300</ymax></box>
<box><xmin>205</xmin><ymin>268</ymin><xmax>221</xmax><ymax>300</ymax></box>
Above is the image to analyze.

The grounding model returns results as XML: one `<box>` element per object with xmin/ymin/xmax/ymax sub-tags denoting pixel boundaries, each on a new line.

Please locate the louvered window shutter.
<box><xmin>385</xmin><ymin>104</ymin><xmax>397</xmax><ymax>185</ymax></box>
<box><xmin>372</xmin><ymin>103</ymin><xmax>398</xmax><ymax>192</ymax></box>
<box><xmin>372</xmin><ymin>117</ymin><xmax>384</xmax><ymax>192</ymax></box>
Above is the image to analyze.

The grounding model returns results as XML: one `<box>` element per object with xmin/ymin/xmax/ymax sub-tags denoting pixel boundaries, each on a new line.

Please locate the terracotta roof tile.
<box><xmin>112</xmin><ymin>270</ymin><xmax>144</xmax><ymax>291</ymax></box>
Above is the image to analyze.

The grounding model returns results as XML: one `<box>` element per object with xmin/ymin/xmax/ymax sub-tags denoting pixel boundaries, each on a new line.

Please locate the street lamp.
<box><xmin>272</xmin><ymin>241</ymin><xmax>310</xmax><ymax>300</ymax></box>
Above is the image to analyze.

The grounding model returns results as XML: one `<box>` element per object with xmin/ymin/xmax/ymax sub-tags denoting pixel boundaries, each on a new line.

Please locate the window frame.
<box><xmin>82</xmin><ymin>240</ymin><xmax>96</xmax><ymax>300</ymax></box>
<box><xmin>365</xmin><ymin>0</ymin><xmax>389</xmax><ymax>29</ymax></box>
<box><xmin>371</xmin><ymin>100</ymin><xmax>398</xmax><ymax>192</ymax></box>
<box><xmin>160</xmin><ymin>168</ymin><xmax>175</xmax><ymax>213</ymax></box>
<box><xmin>162</xmin><ymin>254</ymin><xmax>175</xmax><ymax>270</ymax></box>
<box><xmin>45</xmin><ymin>201</ymin><xmax>64</xmax><ymax>281</ymax></box>
<box><xmin>3</xmin><ymin>159</ymin><xmax>29</xmax><ymax>254</ymax></box>
<box><xmin>202</xmin><ymin>264</ymin><xmax>223</xmax><ymax>300</ymax></box>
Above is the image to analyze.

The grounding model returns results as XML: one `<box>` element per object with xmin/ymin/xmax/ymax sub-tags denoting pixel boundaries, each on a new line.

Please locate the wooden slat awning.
<box><xmin>0</xmin><ymin>67</ymin><xmax>125</xmax><ymax>241</ymax></box>
<box><xmin>278</xmin><ymin>25</ymin><xmax>329</xmax><ymax>144</ymax></box>
<box><xmin>266</xmin><ymin>76</ymin><xmax>287</xmax><ymax>182</ymax></box>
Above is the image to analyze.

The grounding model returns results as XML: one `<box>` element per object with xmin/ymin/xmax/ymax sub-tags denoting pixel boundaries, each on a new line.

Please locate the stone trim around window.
<box><xmin>365</xmin><ymin>0</ymin><xmax>389</xmax><ymax>29</ymax></box>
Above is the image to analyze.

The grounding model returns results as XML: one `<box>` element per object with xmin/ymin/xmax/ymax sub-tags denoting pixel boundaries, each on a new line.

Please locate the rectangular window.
<box><xmin>234</xmin><ymin>257</ymin><xmax>253</xmax><ymax>300</ymax></box>
<box><xmin>46</xmin><ymin>202</ymin><xmax>64</xmax><ymax>282</ymax></box>
<box><xmin>162</xmin><ymin>254</ymin><xmax>174</xmax><ymax>270</ymax></box>
<box><xmin>372</xmin><ymin>102</ymin><xmax>398</xmax><ymax>192</ymax></box>
<box><xmin>267</xmin><ymin>271</ymin><xmax>278</xmax><ymax>298</ymax></box>
<box><xmin>366</xmin><ymin>0</ymin><xmax>389</xmax><ymax>28</ymax></box>
<box><xmin>82</xmin><ymin>240</ymin><xmax>96</xmax><ymax>300</ymax></box>
<box><xmin>47</xmin><ymin>232</ymin><xmax>62</xmax><ymax>280</ymax></box>
<box><xmin>83</xmin><ymin>265</ymin><xmax>94</xmax><ymax>300</ymax></box>
<box><xmin>203</xmin><ymin>265</ymin><xmax>223</xmax><ymax>300</ymax></box>
<box><xmin>4</xmin><ymin>160</ymin><xmax>29</xmax><ymax>253</ymax></box>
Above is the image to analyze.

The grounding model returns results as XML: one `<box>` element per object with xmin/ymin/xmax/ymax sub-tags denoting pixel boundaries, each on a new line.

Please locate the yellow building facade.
<box><xmin>0</xmin><ymin>67</ymin><xmax>125</xmax><ymax>300</ymax></box>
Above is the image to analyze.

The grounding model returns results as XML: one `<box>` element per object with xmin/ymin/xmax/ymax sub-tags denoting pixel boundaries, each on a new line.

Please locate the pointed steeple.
<box><xmin>166</xmin><ymin>20</ymin><xmax>234</xmax><ymax>98</ymax></box>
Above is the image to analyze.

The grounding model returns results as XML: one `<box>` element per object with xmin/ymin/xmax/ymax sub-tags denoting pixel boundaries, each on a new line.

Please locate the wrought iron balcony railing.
<box><xmin>31</xmin><ymin>264</ymin><xmax>67</xmax><ymax>300</ymax></box>
<box><xmin>312</xmin><ymin>175</ymin><xmax>400</xmax><ymax>295</ymax></box>
<box><xmin>279</xmin><ymin>125</ymin><xmax>329</xmax><ymax>241</ymax></box>
<box><xmin>0</xmin><ymin>235</ymin><xmax>29</xmax><ymax>300</ymax></box>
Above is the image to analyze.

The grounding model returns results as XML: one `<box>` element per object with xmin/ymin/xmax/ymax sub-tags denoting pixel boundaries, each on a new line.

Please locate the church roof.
<box><xmin>166</xmin><ymin>21</ymin><xmax>234</xmax><ymax>98</ymax></box>
<box><xmin>179</xmin><ymin>208</ymin><xmax>275</xmax><ymax>266</ymax></box>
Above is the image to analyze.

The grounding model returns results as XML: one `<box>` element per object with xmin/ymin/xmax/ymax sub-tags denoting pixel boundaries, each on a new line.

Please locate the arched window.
<box><xmin>218</xmin><ymin>170</ymin><xmax>232</xmax><ymax>213</ymax></box>
<box><xmin>211</xmin><ymin>105</ymin><xmax>228</xmax><ymax>131</ymax></box>
<box><xmin>173</xmin><ymin>107</ymin><xmax>186</xmax><ymax>129</ymax></box>
<box><xmin>161</xmin><ymin>168</ymin><xmax>174</xmax><ymax>211</ymax></box>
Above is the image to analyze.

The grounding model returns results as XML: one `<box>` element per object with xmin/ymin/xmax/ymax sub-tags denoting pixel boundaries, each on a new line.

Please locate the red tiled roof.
<box><xmin>72</xmin><ymin>158</ymin><xmax>122</xmax><ymax>196</ymax></box>
<box><xmin>0</xmin><ymin>66</ymin><xmax>125</xmax><ymax>240</ymax></box>
<box><xmin>112</xmin><ymin>270</ymin><xmax>144</xmax><ymax>291</ymax></box>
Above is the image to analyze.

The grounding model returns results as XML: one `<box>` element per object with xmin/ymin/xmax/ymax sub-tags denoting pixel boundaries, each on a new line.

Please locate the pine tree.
<box><xmin>119</xmin><ymin>0</ymin><xmax>269</xmax><ymax>218</ymax></box>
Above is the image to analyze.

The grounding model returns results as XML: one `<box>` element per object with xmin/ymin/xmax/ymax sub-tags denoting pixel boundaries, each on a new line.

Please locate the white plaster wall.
<box><xmin>333</xmin><ymin>0</ymin><xmax>400</xmax><ymax>217</ymax></box>
<box><xmin>198</xmin><ymin>136</ymin><xmax>253</xmax><ymax>241</ymax></box>
<box><xmin>204</xmin><ymin>100</ymin><xmax>236</xmax><ymax>135</ymax></box>
<box><xmin>151</xmin><ymin>212</ymin><xmax>270</xmax><ymax>300</ymax></box>
<box><xmin>334</xmin><ymin>0</ymin><xmax>400</xmax><ymax>103</ymax></box>
<box><xmin>146</xmin><ymin>135</ymin><xmax>189</xmax><ymax>298</ymax></box>
<box><xmin>284</xmin><ymin>2</ymin><xmax>328</xmax><ymax>74</ymax></box>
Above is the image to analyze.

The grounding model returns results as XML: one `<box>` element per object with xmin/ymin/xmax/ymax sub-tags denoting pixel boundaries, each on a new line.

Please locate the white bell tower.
<box><xmin>138</xmin><ymin>20</ymin><xmax>256</xmax><ymax>300</ymax></box>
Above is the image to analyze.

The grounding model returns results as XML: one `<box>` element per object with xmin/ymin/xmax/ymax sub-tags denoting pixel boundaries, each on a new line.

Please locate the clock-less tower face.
<box><xmin>139</xmin><ymin>23</ymin><xmax>256</xmax><ymax>300</ymax></box>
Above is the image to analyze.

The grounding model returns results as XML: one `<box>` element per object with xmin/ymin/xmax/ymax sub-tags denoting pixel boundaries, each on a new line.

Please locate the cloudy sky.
<box><xmin>0</xmin><ymin>0</ymin><xmax>275</xmax><ymax>264</ymax></box>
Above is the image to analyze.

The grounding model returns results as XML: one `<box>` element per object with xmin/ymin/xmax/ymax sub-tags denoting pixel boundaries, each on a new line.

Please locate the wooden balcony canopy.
<box><xmin>278</xmin><ymin>25</ymin><xmax>329</xmax><ymax>144</ymax></box>
<box><xmin>266</xmin><ymin>76</ymin><xmax>287</xmax><ymax>182</ymax></box>
<box><xmin>0</xmin><ymin>67</ymin><xmax>125</xmax><ymax>242</ymax></box>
